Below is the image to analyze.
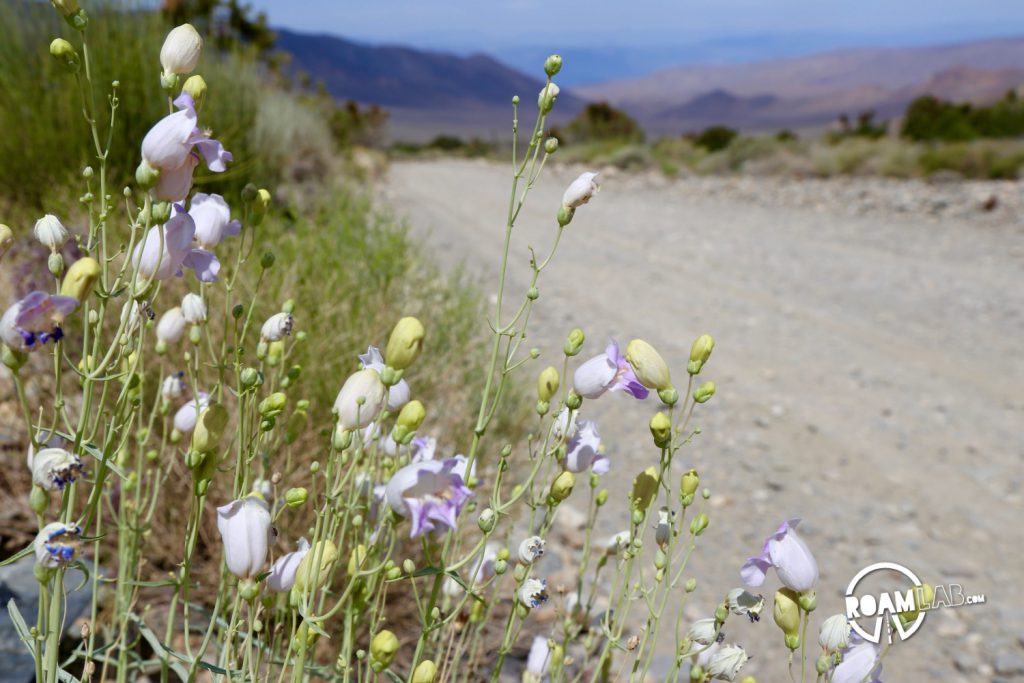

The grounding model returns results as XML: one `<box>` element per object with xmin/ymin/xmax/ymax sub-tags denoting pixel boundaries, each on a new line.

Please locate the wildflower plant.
<box><xmin>0</xmin><ymin>5</ymin><xmax>894</xmax><ymax>683</ymax></box>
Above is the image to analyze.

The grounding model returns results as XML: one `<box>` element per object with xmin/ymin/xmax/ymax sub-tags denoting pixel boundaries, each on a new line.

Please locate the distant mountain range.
<box><xmin>273</xmin><ymin>31</ymin><xmax>1024</xmax><ymax>138</ymax></box>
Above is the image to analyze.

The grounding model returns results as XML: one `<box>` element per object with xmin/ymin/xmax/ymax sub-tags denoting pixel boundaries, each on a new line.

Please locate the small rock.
<box><xmin>994</xmin><ymin>653</ymin><xmax>1024</xmax><ymax>676</ymax></box>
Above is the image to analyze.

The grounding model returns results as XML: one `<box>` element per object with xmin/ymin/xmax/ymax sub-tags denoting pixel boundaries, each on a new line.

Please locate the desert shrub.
<box><xmin>902</xmin><ymin>92</ymin><xmax>1024</xmax><ymax>142</ymax></box>
<box><xmin>696</xmin><ymin>135</ymin><xmax>787</xmax><ymax>174</ymax></box>
<box><xmin>692</xmin><ymin>125</ymin><xmax>739</xmax><ymax>152</ymax></box>
<box><xmin>918</xmin><ymin>140</ymin><xmax>1024</xmax><ymax>179</ymax></box>
<box><xmin>550</xmin><ymin>101</ymin><xmax>644</xmax><ymax>144</ymax></box>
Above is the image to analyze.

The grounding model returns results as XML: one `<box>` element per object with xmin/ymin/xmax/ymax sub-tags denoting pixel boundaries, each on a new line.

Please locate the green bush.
<box><xmin>902</xmin><ymin>92</ymin><xmax>1024</xmax><ymax>142</ymax></box>
<box><xmin>551</xmin><ymin>101</ymin><xmax>644</xmax><ymax>144</ymax></box>
<box><xmin>693</xmin><ymin>125</ymin><xmax>738</xmax><ymax>152</ymax></box>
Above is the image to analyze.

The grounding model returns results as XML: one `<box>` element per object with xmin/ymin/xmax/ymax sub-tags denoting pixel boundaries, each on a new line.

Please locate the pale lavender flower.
<box><xmin>34</xmin><ymin>522</ymin><xmax>82</xmax><ymax>568</ymax></box>
<box><xmin>741</xmin><ymin>518</ymin><xmax>819</xmax><ymax>593</ymax></box>
<box><xmin>359</xmin><ymin>345</ymin><xmax>411</xmax><ymax>411</ymax></box>
<box><xmin>173</xmin><ymin>392</ymin><xmax>209</xmax><ymax>433</ymax></box>
<box><xmin>518</xmin><ymin>536</ymin><xmax>546</xmax><ymax>565</ymax></box>
<box><xmin>153</xmin><ymin>154</ymin><xmax>198</xmax><ymax>202</ymax></box>
<box><xmin>525</xmin><ymin>636</ymin><xmax>552</xmax><ymax>680</ymax></box>
<box><xmin>333</xmin><ymin>368</ymin><xmax>388</xmax><ymax>430</ymax></box>
<box><xmin>562</xmin><ymin>171</ymin><xmax>599</xmax><ymax>208</ymax></box>
<box><xmin>160</xmin><ymin>24</ymin><xmax>202</xmax><ymax>75</ymax></box>
<box><xmin>132</xmin><ymin>208</ymin><xmax>219</xmax><ymax>283</ymax></box>
<box><xmin>410</xmin><ymin>436</ymin><xmax>437</xmax><ymax>462</ymax></box>
<box><xmin>0</xmin><ymin>291</ymin><xmax>78</xmax><ymax>351</ymax></box>
<box><xmin>564</xmin><ymin>419</ymin><xmax>608</xmax><ymax>474</ymax></box>
<box><xmin>260</xmin><ymin>311</ymin><xmax>293</xmax><ymax>342</ymax></box>
<box><xmin>216</xmin><ymin>495</ymin><xmax>274</xmax><ymax>579</ymax></box>
<box><xmin>267</xmin><ymin>538</ymin><xmax>310</xmax><ymax>593</ymax></box>
<box><xmin>161</xmin><ymin>373</ymin><xmax>186</xmax><ymax>401</ymax></box>
<box><xmin>156</xmin><ymin>306</ymin><xmax>187</xmax><ymax>344</ymax></box>
<box><xmin>830</xmin><ymin>637</ymin><xmax>882</xmax><ymax>683</ymax></box>
<box><xmin>30</xmin><ymin>448</ymin><xmax>84</xmax><ymax>491</ymax></box>
<box><xmin>518</xmin><ymin>578</ymin><xmax>549</xmax><ymax>609</ymax></box>
<box><xmin>33</xmin><ymin>214</ymin><xmax>70</xmax><ymax>252</ymax></box>
<box><xmin>572</xmin><ymin>339</ymin><xmax>648</xmax><ymax>400</ymax></box>
<box><xmin>141</xmin><ymin>92</ymin><xmax>231</xmax><ymax>176</ymax></box>
<box><xmin>384</xmin><ymin>458</ymin><xmax>472</xmax><ymax>538</ymax></box>
<box><xmin>190</xmin><ymin>193</ymin><xmax>241</xmax><ymax>249</ymax></box>
<box><xmin>707</xmin><ymin>644</ymin><xmax>748</xmax><ymax>681</ymax></box>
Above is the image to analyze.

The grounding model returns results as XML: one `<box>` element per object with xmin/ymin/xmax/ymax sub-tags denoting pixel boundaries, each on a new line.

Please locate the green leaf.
<box><xmin>6</xmin><ymin>598</ymin><xmax>34</xmax><ymax>654</ymax></box>
<box><xmin>0</xmin><ymin>542</ymin><xmax>35</xmax><ymax>567</ymax></box>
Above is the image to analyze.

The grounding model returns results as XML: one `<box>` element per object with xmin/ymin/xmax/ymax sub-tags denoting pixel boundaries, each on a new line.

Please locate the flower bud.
<box><xmin>333</xmin><ymin>368</ymin><xmax>387</xmax><ymax>430</ymax></box>
<box><xmin>412</xmin><ymin>660</ymin><xmax>438</xmax><ymax>683</ymax></box>
<box><xmin>630</xmin><ymin>466</ymin><xmax>659</xmax><ymax>514</ymax></box>
<box><xmin>160</xmin><ymin>24</ymin><xmax>202</xmax><ymax>76</ymax></box>
<box><xmin>549</xmin><ymin>470</ymin><xmax>575</xmax><ymax>503</ymax></box>
<box><xmin>135</xmin><ymin>160</ymin><xmax>160</xmax><ymax>190</ymax></box>
<box><xmin>47</xmin><ymin>252</ymin><xmax>64</xmax><ymax>277</ymax></box>
<box><xmin>181</xmin><ymin>293</ymin><xmax>206</xmax><ymax>324</ymax></box>
<box><xmin>689</xmin><ymin>512</ymin><xmax>709</xmax><ymax>536</ymax></box>
<box><xmin>34</xmin><ymin>214</ymin><xmax>69</xmax><ymax>252</ymax></box>
<box><xmin>260</xmin><ymin>251</ymin><xmax>276</xmax><ymax>269</ymax></box>
<box><xmin>596</xmin><ymin>488</ymin><xmax>608</xmax><ymax>506</ymax></box>
<box><xmin>544</xmin><ymin>137</ymin><xmax>559</xmax><ymax>154</ymax></box>
<box><xmin>518</xmin><ymin>536</ymin><xmax>546</xmax><ymax>564</ymax></box>
<box><xmin>544</xmin><ymin>54</ymin><xmax>562</xmax><ymax>77</ymax></box>
<box><xmin>385</xmin><ymin>316</ymin><xmax>425</xmax><ymax>370</ymax></box>
<box><xmin>798</xmin><ymin>591</ymin><xmax>816</xmax><ymax>613</ymax></box>
<box><xmin>556</xmin><ymin>205</ymin><xmax>574</xmax><ymax>227</ymax></box>
<box><xmin>50</xmin><ymin>0</ymin><xmax>80</xmax><ymax>18</ymax></box>
<box><xmin>29</xmin><ymin>485</ymin><xmax>49</xmax><ymax>514</ymax></box>
<box><xmin>650</xmin><ymin>411</ymin><xmax>672</xmax><ymax>448</ymax></box>
<box><xmin>693</xmin><ymin>381</ymin><xmax>716</xmax><ymax>403</ymax></box>
<box><xmin>563</xmin><ymin>328</ymin><xmax>585</xmax><ymax>356</ymax></box>
<box><xmin>49</xmin><ymin>38</ymin><xmax>80</xmax><ymax>72</ymax></box>
<box><xmin>680</xmin><ymin>469</ymin><xmax>700</xmax><ymax>506</ymax></box>
<box><xmin>537</xmin><ymin>366</ymin><xmax>560</xmax><ymax>402</ymax></box>
<box><xmin>285</xmin><ymin>487</ymin><xmax>308</xmax><ymax>508</ymax></box>
<box><xmin>392</xmin><ymin>399</ymin><xmax>426</xmax><ymax>445</ymax></box>
<box><xmin>182</xmin><ymin>74</ymin><xmax>207</xmax><ymax>112</ymax></box>
<box><xmin>688</xmin><ymin>334</ymin><xmax>714</xmax><ymax>375</ymax></box>
<box><xmin>625</xmin><ymin>339</ymin><xmax>672</xmax><ymax>391</ymax></box>
<box><xmin>0</xmin><ymin>224</ymin><xmax>13</xmax><ymax>262</ymax></box>
<box><xmin>293</xmin><ymin>540</ymin><xmax>338</xmax><ymax>594</ymax></box>
<box><xmin>478</xmin><ymin>507</ymin><xmax>496</xmax><ymax>533</ymax></box>
<box><xmin>258</xmin><ymin>392</ymin><xmax>287</xmax><ymax>418</ymax></box>
<box><xmin>658</xmin><ymin>387</ymin><xmax>679</xmax><ymax>406</ymax></box>
<box><xmin>538</xmin><ymin>82</ymin><xmax>559</xmax><ymax>113</ymax></box>
<box><xmin>60</xmin><ymin>257</ymin><xmax>101</xmax><ymax>302</ymax></box>
<box><xmin>369</xmin><ymin>630</ymin><xmax>399</xmax><ymax>670</ymax></box>
<box><xmin>818</xmin><ymin>614</ymin><xmax>851</xmax><ymax>653</ymax></box>
<box><xmin>190</xmin><ymin>403</ymin><xmax>228</xmax><ymax>455</ymax></box>
<box><xmin>773</xmin><ymin>588</ymin><xmax>801</xmax><ymax>647</ymax></box>
<box><xmin>252</xmin><ymin>188</ymin><xmax>271</xmax><ymax>226</ymax></box>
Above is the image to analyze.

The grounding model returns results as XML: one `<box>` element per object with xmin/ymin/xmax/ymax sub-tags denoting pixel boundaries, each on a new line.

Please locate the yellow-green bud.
<box><xmin>685</xmin><ymin>578</ymin><xmax>697</xmax><ymax>592</ymax></box>
<box><xmin>190</xmin><ymin>403</ymin><xmax>228</xmax><ymax>455</ymax></box>
<box><xmin>596</xmin><ymin>488</ymin><xmax>609</xmax><ymax>506</ymax></box>
<box><xmin>258</xmin><ymin>392</ymin><xmax>287</xmax><ymax>418</ymax></box>
<box><xmin>0</xmin><ymin>224</ymin><xmax>13</xmax><ymax>262</ymax></box>
<box><xmin>564</xmin><ymin>328</ymin><xmax>585</xmax><ymax>356</ymax></box>
<box><xmin>284</xmin><ymin>487</ymin><xmax>307</xmax><ymax>507</ymax></box>
<box><xmin>29</xmin><ymin>485</ymin><xmax>49</xmax><ymax>514</ymax></box>
<box><xmin>135</xmin><ymin>160</ymin><xmax>160</xmax><ymax>190</ymax></box>
<box><xmin>182</xmin><ymin>74</ymin><xmax>207</xmax><ymax>112</ymax></box>
<box><xmin>267</xmin><ymin>340</ymin><xmax>285</xmax><ymax>365</ymax></box>
<box><xmin>625</xmin><ymin>339</ymin><xmax>672</xmax><ymax>391</ymax></box>
<box><xmin>544</xmin><ymin>137</ymin><xmax>559</xmax><ymax>154</ymax></box>
<box><xmin>252</xmin><ymin>188</ymin><xmax>271</xmax><ymax>226</ymax></box>
<box><xmin>385</xmin><ymin>316</ymin><xmax>425</xmax><ymax>370</ymax></box>
<box><xmin>392</xmin><ymin>399</ymin><xmax>426</xmax><ymax>444</ymax></box>
<box><xmin>411</xmin><ymin>660</ymin><xmax>438</xmax><ymax>683</ymax></box>
<box><xmin>60</xmin><ymin>257</ymin><xmax>101</xmax><ymax>302</ymax></box>
<box><xmin>369</xmin><ymin>630</ymin><xmax>399</xmax><ymax>669</ymax></box>
<box><xmin>48</xmin><ymin>252</ymin><xmax>64</xmax><ymax>277</ymax></box>
<box><xmin>537</xmin><ymin>366</ymin><xmax>560</xmax><ymax>402</ymax></box>
<box><xmin>693</xmin><ymin>381</ymin><xmax>716</xmax><ymax>403</ymax></box>
<box><xmin>680</xmin><ymin>469</ymin><xmax>700</xmax><ymax>508</ymax></box>
<box><xmin>50</xmin><ymin>0</ymin><xmax>80</xmax><ymax>17</ymax></box>
<box><xmin>630</xmin><ymin>466</ymin><xmax>659</xmax><ymax>514</ymax></box>
<box><xmin>688</xmin><ymin>334</ymin><xmax>714</xmax><ymax>375</ymax></box>
<box><xmin>293</xmin><ymin>540</ymin><xmax>337</xmax><ymax>594</ymax></box>
<box><xmin>544</xmin><ymin>54</ymin><xmax>562</xmax><ymax>77</ymax></box>
<box><xmin>549</xmin><ymin>470</ymin><xmax>576</xmax><ymax>503</ymax></box>
<box><xmin>347</xmin><ymin>544</ymin><xmax>367</xmax><ymax>576</ymax></box>
<box><xmin>565</xmin><ymin>390</ymin><xmax>582</xmax><ymax>410</ymax></box>
<box><xmin>798</xmin><ymin>591</ymin><xmax>817</xmax><ymax>613</ymax></box>
<box><xmin>774</xmin><ymin>588</ymin><xmax>802</xmax><ymax>645</ymax></box>
<box><xmin>650</xmin><ymin>411</ymin><xmax>672</xmax><ymax>448</ymax></box>
<box><xmin>49</xmin><ymin>38</ymin><xmax>80</xmax><ymax>72</ymax></box>
<box><xmin>689</xmin><ymin>512</ymin><xmax>709</xmax><ymax>536</ymax></box>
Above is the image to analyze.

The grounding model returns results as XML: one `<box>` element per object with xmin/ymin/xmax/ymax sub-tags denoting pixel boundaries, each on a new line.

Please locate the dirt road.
<box><xmin>382</xmin><ymin>159</ymin><xmax>1024</xmax><ymax>682</ymax></box>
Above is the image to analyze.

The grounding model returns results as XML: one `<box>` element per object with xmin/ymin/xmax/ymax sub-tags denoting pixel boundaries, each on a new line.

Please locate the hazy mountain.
<box><xmin>577</xmin><ymin>36</ymin><xmax>1024</xmax><ymax>133</ymax></box>
<box><xmin>274</xmin><ymin>28</ymin><xmax>584</xmax><ymax>139</ymax></box>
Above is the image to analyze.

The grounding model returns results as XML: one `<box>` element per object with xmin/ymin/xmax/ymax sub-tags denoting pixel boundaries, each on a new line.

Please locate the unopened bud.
<box><xmin>537</xmin><ymin>366</ymin><xmax>560</xmax><ymax>402</ymax></box>
<box><xmin>630</xmin><ymin>466</ymin><xmax>659</xmax><ymax>514</ymax></box>
<box><xmin>284</xmin><ymin>487</ymin><xmax>307</xmax><ymax>508</ymax></box>
<box><xmin>392</xmin><ymin>399</ymin><xmax>426</xmax><ymax>444</ymax></box>
<box><xmin>650</xmin><ymin>411</ymin><xmax>672</xmax><ymax>448</ymax></box>
<box><xmin>411</xmin><ymin>660</ymin><xmax>438</xmax><ymax>683</ymax></box>
<box><xmin>774</xmin><ymin>588</ymin><xmax>802</xmax><ymax>644</ymax></box>
<box><xmin>544</xmin><ymin>137</ymin><xmax>559</xmax><ymax>154</ymax></box>
<box><xmin>369</xmin><ymin>630</ymin><xmax>399</xmax><ymax>669</ymax></box>
<box><xmin>557</xmin><ymin>205</ymin><xmax>574</xmax><ymax>227</ymax></box>
<box><xmin>60</xmin><ymin>257</ymin><xmax>101</xmax><ymax>302</ymax></box>
<box><xmin>625</xmin><ymin>339</ymin><xmax>672</xmax><ymax>391</ymax></box>
<box><xmin>190</xmin><ymin>403</ymin><xmax>228</xmax><ymax>455</ymax></box>
<box><xmin>549</xmin><ymin>470</ymin><xmax>576</xmax><ymax>503</ymax></box>
<box><xmin>688</xmin><ymin>334</ymin><xmax>714</xmax><ymax>375</ymax></box>
<box><xmin>49</xmin><ymin>38</ymin><xmax>80</xmax><ymax>72</ymax></box>
<box><xmin>386</xmin><ymin>316</ymin><xmax>425</xmax><ymax>370</ymax></box>
<box><xmin>689</xmin><ymin>512</ymin><xmax>709</xmax><ymax>536</ymax></box>
<box><xmin>563</xmin><ymin>328</ymin><xmax>585</xmax><ymax>356</ymax></box>
<box><xmin>693</xmin><ymin>381</ymin><xmax>716</xmax><ymax>403</ymax></box>
<box><xmin>258</xmin><ymin>392</ymin><xmax>287</xmax><ymax>418</ymax></box>
<box><xmin>182</xmin><ymin>74</ymin><xmax>207</xmax><ymax>112</ymax></box>
<box><xmin>544</xmin><ymin>54</ymin><xmax>563</xmax><ymax>77</ymax></box>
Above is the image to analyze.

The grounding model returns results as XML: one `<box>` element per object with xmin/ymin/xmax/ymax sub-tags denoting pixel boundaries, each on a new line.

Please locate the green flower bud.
<box><xmin>544</xmin><ymin>137</ymin><xmax>559</xmax><ymax>154</ymax></box>
<box><xmin>549</xmin><ymin>470</ymin><xmax>576</xmax><ymax>503</ymax></box>
<box><xmin>680</xmin><ymin>469</ymin><xmax>700</xmax><ymax>498</ymax></box>
<box><xmin>816</xmin><ymin>655</ymin><xmax>831</xmax><ymax>676</ymax></box>
<box><xmin>241</xmin><ymin>183</ymin><xmax>258</xmax><ymax>203</ymax></box>
<box><xmin>493</xmin><ymin>558</ymin><xmax>508</xmax><ymax>575</ymax></box>
<box><xmin>260</xmin><ymin>251</ymin><xmax>275</xmax><ymax>269</ymax></box>
<box><xmin>385</xmin><ymin>316</ymin><xmax>425</xmax><ymax>370</ymax></box>
<box><xmin>60</xmin><ymin>257</ymin><xmax>101</xmax><ymax>302</ymax></box>
<box><xmin>689</xmin><ymin>512</ymin><xmax>709</xmax><ymax>536</ymax></box>
<box><xmin>182</xmin><ymin>74</ymin><xmax>207</xmax><ymax>112</ymax></box>
<box><xmin>557</xmin><ymin>205</ymin><xmax>574</xmax><ymax>227</ymax></box>
<box><xmin>238</xmin><ymin>578</ymin><xmax>261</xmax><ymax>602</ymax></box>
<box><xmin>544</xmin><ymin>54</ymin><xmax>563</xmax><ymax>76</ymax></box>
<box><xmin>370</xmin><ymin>630</ymin><xmax>399</xmax><ymax>670</ymax></box>
<box><xmin>190</xmin><ymin>403</ymin><xmax>228</xmax><ymax>455</ymax></box>
<box><xmin>49</xmin><ymin>38</ymin><xmax>80</xmax><ymax>72</ymax></box>
<box><xmin>412</xmin><ymin>660</ymin><xmax>438</xmax><ymax>683</ymax></box>
<box><xmin>284</xmin><ymin>487</ymin><xmax>307</xmax><ymax>507</ymax></box>
<box><xmin>565</xmin><ymin>391</ymin><xmax>582</xmax><ymax>410</ymax></box>
<box><xmin>240</xmin><ymin>367</ymin><xmax>262</xmax><ymax>389</ymax></box>
<box><xmin>293</xmin><ymin>540</ymin><xmax>338</xmax><ymax>594</ymax></box>
<box><xmin>478</xmin><ymin>508</ymin><xmax>496</xmax><ymax>532</ymax></box>
<box><xmin>252</xmin><ymin>188</ymin><xmax>271</xmax><ymax>226</ymax></box>
<box><xmin>798</xmin><ymin>591</ymin><xmax>817</xmax><ymax>613</ymax></box>
<box><xmin>564</xmin><ymin>328</ymin><xmax>585</xmax><ymax>356</ymax></box>
<box><xmin>392</xmin><ymin>399</ymin><xmax>426</xmax><ymax>445</ymax></box>
<box><xmin>650</xmin><ymin>411</ymin><xmax>672</xmax><ymax>448</ymax></box>
<box><xmin>596</xmin><ymin>489</ymin><xmax>609</xmax><ymax>506</ymax></box>
<box><xmin>332</xmin><ymin>424</ymin><xmax>353</xmax><ymax>451</ymax></box>
<box><xmin>774</xmin><ymin>588</ymin><xmax>802</xmax><ymax>644</ymax></box>
<box><xmin>258</xmin><ymin>392</ymin><xmax>287</xmax><ymax>418</ymax></box>
<box><xmin>537</xmin><ymin>366</ymin><xmax>560</xmax><ymax>402</ymax></box>
<box><xmin>685</xmin><ymin>578</ymin><xmax>697</xmax><ymax>593</ymax></box>
<box><xmin>630</xmin><ymin>466</ymin><xmax>659</xmax><ymax>514</ymax></box>
<box><xmin>693</xmin><ymin>381</ymin><xmax>716</xmax><ymax>403</ymax></box>
<box><xmin>625</xmin><ymin>339</ymin><xmax>672</xmax><ymax>391</ymax></box>
<box><xmin>47</xmin><ymin>252</ymin><xmax>64</xmax><ymax>277</ymax></box>
<box><xmin>29</xmin><ymin>485</ymin><xmax>49</xmax><ymax>515</ymax></box>
<box><xmin>688</xmin><ymin>334</ymin><xmax>714</xmax><ymax>375</ymax></box>
<box><xmin>150</xmin><ymin>201</ymin><xmax>171</xmax><ymax>224</ymax></box>
<box><xmin>658</xmin><ymin>387</ymin><xmax>679</xmax><ymax>406</ymax></box>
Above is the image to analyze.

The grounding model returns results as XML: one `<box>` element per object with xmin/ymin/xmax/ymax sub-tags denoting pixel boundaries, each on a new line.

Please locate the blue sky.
<box><xmin>247</xmin><ymin>1</ymin><xmax>1024</xmax><ymax>84</ymax></box>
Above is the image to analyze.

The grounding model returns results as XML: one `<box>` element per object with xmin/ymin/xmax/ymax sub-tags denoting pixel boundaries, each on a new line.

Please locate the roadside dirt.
<box><xmin>382</xmin><ymin>159</ymin><xmax>1024</xmax><ymax>682</ymax></box>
